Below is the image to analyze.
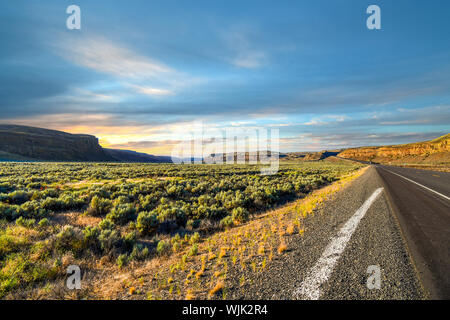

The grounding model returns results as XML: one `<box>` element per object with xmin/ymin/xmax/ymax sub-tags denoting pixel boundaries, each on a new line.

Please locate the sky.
<box><xmin>0</xmin><ymin>0</ymin><xmax>449</xmax><ymax>155</ymax></box>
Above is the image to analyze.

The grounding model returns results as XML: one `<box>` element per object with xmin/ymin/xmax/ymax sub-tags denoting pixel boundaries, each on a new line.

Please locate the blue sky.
<box><xmin>0</xmin><ymin>0</ymin><xmax>449</xmax><ymax>154</ymax></box>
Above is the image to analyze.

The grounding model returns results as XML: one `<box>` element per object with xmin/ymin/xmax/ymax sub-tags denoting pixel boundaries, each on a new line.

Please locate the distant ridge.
<box><xmin>0</xmin><ymin>124</ymin><xmax>172</xmax><ymax>163</ymax></box>
<box><xmin>105</xmin><ymin>148</ymin><xmax>172</xmax><ymax>163</ymax></box>
<box><xmin>338</xmin><ymin>133</ymin><xmax>450</xmax><ymax>164</ymax></box>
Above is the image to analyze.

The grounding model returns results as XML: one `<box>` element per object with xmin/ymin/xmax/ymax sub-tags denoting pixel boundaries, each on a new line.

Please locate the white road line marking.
<box><xmin>293</xmin><ymin>187</ymin><xmax>384</xmax><ymax>300</ymax></box>
<box><xmin>383</xmin><ymin>168</ymin><xmax>450</xmax><ymax>201</ymax></box>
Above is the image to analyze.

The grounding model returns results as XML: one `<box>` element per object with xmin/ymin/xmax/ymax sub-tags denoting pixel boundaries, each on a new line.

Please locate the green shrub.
<box><xmin>19</xmin><ymin>201</ymin><xmax>47</xmax><ymax>219</ymax></box>
<box><xmin>0</xmin><ymin>252</ymin><xmax>57</xmax><ymax>298</ymax></box>
<box><xmin>117</xmin><ymin>253</ymin><xmax>128</xmax><ymax>268</ymax></box>
<box><xmin>156</xmin><ymin>240</ymin><xmax>170</xmax><ymax>255</ymax></box>
<box><xmin>8</xmin><ymin>191</ymin><xmax>30</xmax><ymax>204</ymax></box>
<box><xmin>189</xmin><ymin>232</ymin><xmax>200</xmax><ymax>245</ymax></box>
<box><xmin>53</xmin><ymin>225</ymin><xmax>83</xmax><ymax>253</ymax></box>
<box><xmin>98</xmin><ymin>229</ymin><xmax>120</xmax><ymax>252</ymax></box>
<box><xmin>122</xmin><ymin>231</ymin><xmax>137</xmax><ymax>252</ymax></box>
<box><xmin>38</xmin><ymin>218</ymin><xmax>49</xmax><ymax>228</ymax></box>
<box><xmin>98</xmin><ymin>218</ymin><xmax>115</xmax><ymax>230</ymax></box>
<box><xmin>136</xmin><ymin>211</ymin><xmax>159</xmax><ymax>235</ymax></box>
<box><xmin>219</xmin><ymin>215</ymin><xmax>234</xmax><ymax>229</ymax></box>
<box><xmin>15</xmin><ymin>217</ymin><xmax>35</xmax><ymax>228</ymax></box>
<box><xmin>0</xmin><ymin>203</ymin><xmax>19</xmax><ymax>221</ymax></box>
<box><xmin>82</xmin><ymin>226</ymin><xmax>100</xmax><ymax>249</ymax></box>
<box><xmin>41</xmin><ymin>197</ymin><xmax>63</xmax><ymax>211</ymax></box>
<box><xmin>129</xmin><ymin>244</ymin><xmax>149</xmax><ymax>261</ymax></box>
<box><xmin>186</xmin><ymin>219</ymin><xmax>200</xmax><ymax>229</ymax></box>
<box><xmin>187</xmin><ymin>243</ymin><xmax>198</xmax><ymax>256</ymax></box>
<box><xmin>231</xmin><ymin>207</ymin><xmax>249</xmax><ymax>223</ymax></box>
<box><xmin>87</xmin><ymin>196</ymin><xmax>112</xmax><ymax>216</ymax></box>
<box><xmin>106</xmin><ymin>204</ymin><xmax>135</xmax><ymax>225</ymax></box>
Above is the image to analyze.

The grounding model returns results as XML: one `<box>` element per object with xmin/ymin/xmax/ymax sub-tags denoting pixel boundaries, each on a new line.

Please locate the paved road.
<box><xmin>226</xmin><ymin>164</ymin><xmax>449</xmax><ymax>300</ymax></box>
<box><xmin>375</xmin><ymin>165</ymin><xmax>450</xmax><ymax>299</ymax></box>
<box><xmin>228</xmin><ymin>166</ymin><xmax>425</xmax><ymax>299</ymax></box>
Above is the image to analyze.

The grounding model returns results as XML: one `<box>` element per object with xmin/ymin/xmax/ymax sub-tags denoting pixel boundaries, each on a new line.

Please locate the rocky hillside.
<box><xmin>0</xmin><ymin>124</ymin><xmax>114</xmax><ymax>161</ymax></box>
<box><xmin>105</xmin><ymin>148</ymin><xmax>172</xmax><ymax>163</ymax></box>
<box><xmin>338</xmin><ymin>134</ymin><xmax>450</xmax><ymax>164</ymax></box>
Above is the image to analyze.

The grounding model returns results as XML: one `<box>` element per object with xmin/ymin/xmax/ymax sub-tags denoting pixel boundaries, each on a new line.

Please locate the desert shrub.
<box><xmin>0</xmin><ymin>204</ymin><xmax>20</xmax><ymax>221</ymax></box>
<box><xmin>26</xmin><ymin>182</ymin><xmax>42</xmax><ymax>189</ymax></box>
<box><xmin>186</xmin><ymin>219</ymin><xmax>200</xmax><ymax>229</ymax></box>
<box><xmin>42</xmin><ymin>197</ymin><xmax>64</xmax><ymax>211</ymax></box>
<box><xmin>187</xmin><ymin>243</ymin><xmax>198</xmax><ymax>256</ymax></box>
<box><xmin>122</xmin><ymin>231</ymin><xmax>137</xmax><ymax>252</ymax></box>
<box><xmin>136</xmin><ymin>211</ymin><xmax>159</xmax><ymax>235</ymax></box>
<box><xmin>113</xmin><ymin>195</ymin><xmax>130</xmax><ymax>206</ymax></box>
<box><xmin>60</xmin><ymin>194</ymin><xmax>85</xmax><ymax>210</ymax></box>
<box><xmin>156</xmin><ymin>240</ymin><xmax>170</xmax><ymax>255</ymax></box>
<box><xmin>189</xmin><ymin>232</ymin><xmax>200</xmax><ymax>245</ymax></box>
<box><xmin>53</xmin><ymin>225</ymin><xmax>83</xmax><ymax>253</ymax></box>
<box><xmin>171</xmin><ymin>233</ymin><xmax>181</xmax><ymax>244</ymax></box>
<box><xmin>117</xmin><ymin>253</ymin><xmax>128</xmax><ymax>268</ymax></box>
<box><xmin>19</xmin><ymin>201</ymin><xmax>47</xmax><ymax>219</ymax></box>
<box><xmin>8</xmin><ymin>191</ymin><xmax>30</xmax><ymax>204</ymax></box>
<box><xmin>87</xmin><ymin>196</ymin><xmax>112</xmax><ymax>216</ymax></box>
<box><xmin>129</xmin><ymin>244</ymin><xmax>149</xmax><ymax>261</ymax></box>
<box><xmin>98</xmin><ymin>229</ymin><xmax>120</xmax><ymax>252</ymax></box>
<box><xmin>82</xmin><ymin>226</ymin><xmax>100</xmax><ymax>250</ymax></box>
<box><xmin>175</xmin><ymin>209</ymin><xmax>187</xmax><ymax>227</ymax></box>
<box><xmin>39</xmin><ymin>188</ymin><xmax>59</xmax><ymax>199</ymax></box>
<box><xmin>38</xmin><ymin>218</ymin><xmax>49</xmax><ymax>228</ymax></box>
<box><xmin>106</xmin><ymin>204</ymin><xmax>135</xmax><ymax>225</ymax></box>
<box><xmin>15</xmin><ymin>217</ymin><xmax>35</xmax><ymax>228</ymax></box>
<box><xmin>219</xmin><ymin>215</ymin><xmax>234</xmax><ymax>229</ymax></box>
<box><xmin>98</xmin><ymin>218</ymin><xmax>115</xmax><ymax>230</ymax></box>
<box><xmin>231</xmin><ymin>207</ymin><xmax>249</xmax><ymax>223</ymax></box>
<box><xmin>0</xmin><ymin>252</ymin><xmax>57</xmax><ymax>298</ymax></box>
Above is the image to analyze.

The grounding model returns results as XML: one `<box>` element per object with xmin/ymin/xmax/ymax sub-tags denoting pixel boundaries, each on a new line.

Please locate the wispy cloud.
<box><xmin>58</xmin><ymin>36</ymin><xmax>171</xmax><ymax>79</ymax></box>
<box><xmin>223</xmin><ymin>29</ymin><xmax>267</xmax><ymax>69</ymax></box>
<box><xmin>131</xmin><ymin>85</ymin><xmax>173</xmax><ymax>96</ymax></box>
<box><xmin>54</xmin><ymin>35</ymin><xmax>198</xmax><ymax>97</ymax></box>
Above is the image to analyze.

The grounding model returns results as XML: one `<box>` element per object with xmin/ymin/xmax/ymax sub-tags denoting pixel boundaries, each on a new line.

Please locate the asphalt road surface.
<box><xmin>228</xmin><ymin>165</ymin><xmax>449</xmax><ymax>299</ymax></box>
<box><xmin>376</xmin><ymin>165</ymin><xmax>450</xmax><ymax>299</ymax></box>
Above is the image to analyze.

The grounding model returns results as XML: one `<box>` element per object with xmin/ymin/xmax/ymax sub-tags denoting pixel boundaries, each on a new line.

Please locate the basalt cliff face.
<box><xmin>0</xmin><ymin>124</ymin><xmax>114</xmax><ymax>161</ymax></box>
<box><xmin>338</xmin><ymin>134</ymin><xmax>450</xmax><ymax>164</ymax></box>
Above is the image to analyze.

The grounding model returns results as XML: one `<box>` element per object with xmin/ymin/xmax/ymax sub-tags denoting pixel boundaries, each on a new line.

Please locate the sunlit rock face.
<box><xmin>338</xmin><ymin>134</ymin><xmax>450</xmax><ymax>164</ymax></box>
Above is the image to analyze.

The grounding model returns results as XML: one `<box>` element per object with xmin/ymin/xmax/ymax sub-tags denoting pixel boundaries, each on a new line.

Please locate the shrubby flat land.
<box><xmin>0</xmin><ymin>161</ymin><xmax>363</xmax><ymax>299</ymax></box>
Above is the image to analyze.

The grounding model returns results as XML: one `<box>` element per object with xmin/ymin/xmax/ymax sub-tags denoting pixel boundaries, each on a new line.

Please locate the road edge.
<box><xmin>374</xmin><ymin>166</ymin><xmax>434</xmax><ymax>300</ymax></box>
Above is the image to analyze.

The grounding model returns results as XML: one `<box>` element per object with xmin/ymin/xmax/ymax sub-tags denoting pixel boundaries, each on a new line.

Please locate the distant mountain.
<box><xmin>202</xmin><ymin>151</ymin><xmax>279</xmax><ymax>163</ymax></box>
<box><xmin>338</xmin><ymin>134</ymin><xmax>450</xmax><ymax>164</ymax></box>
<box><xmin>281</xmin><ymin>150</ymin><xmax>342</xmax><ymax>161</ymax></box>
<box><xmin>0</xmin><ymin>124</ymin><xmax>172</xmax><ymax>163</ymax></box>
<box><xmin>105</xmin><ymin>148</ymin><xmax>172</xmax><ymax>163</ymax></box>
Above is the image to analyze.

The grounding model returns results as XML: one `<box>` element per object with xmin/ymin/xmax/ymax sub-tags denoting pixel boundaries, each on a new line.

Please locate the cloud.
<box><xmin>54</xmin><ymin>35</ymin><xmax>198</xmax><ymax>98</ymax></box>
<box><xmin>303</xmin><ymin>115</ymin><xmax>348</xmax><ymax>126</ymax></box>
<box><xmin>233</xmin><ymin>51</ymin><xmax>266</xmax><ymax>69</ymax></box>
<box><xmin>58</xmin><ymin>36</ymin><xmax>172</xmax><ymax>79</ymax></box>
<box><xmin>223</xmin><ymin>29</ymin><xmax>268</xmax><ymax>69</ymax></box>
<box><xmin>131</xmin><ymin>85</ymin><xmax>173</xmax><ymax>96</ymax></box>
<box><xmin>279</xmin><ymin>131</ymin><xmax>446</xmax><ymax>152</ymax></box>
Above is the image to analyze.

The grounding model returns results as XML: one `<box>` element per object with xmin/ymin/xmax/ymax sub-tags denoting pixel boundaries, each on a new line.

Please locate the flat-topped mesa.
<box><xmin>0</xmin><ymin>124</ymin><xmax>113</xmax><ymax>161</ymax></box>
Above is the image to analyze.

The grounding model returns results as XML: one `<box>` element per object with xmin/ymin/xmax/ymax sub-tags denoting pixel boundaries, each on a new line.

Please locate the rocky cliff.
<box><xmin>0</xmin><ymin>124</ymin><xmax>114</xmax><ymax>161</ymax></box>
<box><xmin>338</xmin><ymin>134</ymin><xmax>450</xmax><ymax>164</ymax></box>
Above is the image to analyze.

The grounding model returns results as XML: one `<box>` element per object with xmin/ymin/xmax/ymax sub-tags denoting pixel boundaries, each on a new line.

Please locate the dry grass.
<box><xmin>209</xmin><ymin>280</ymin><xmax>224</xmax><ymax>296</ymax></box>
<box><xmin>277</xmin><ymin>242</ymin><xmax>287</xmax><ymax>254</ymax></box>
